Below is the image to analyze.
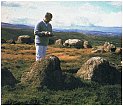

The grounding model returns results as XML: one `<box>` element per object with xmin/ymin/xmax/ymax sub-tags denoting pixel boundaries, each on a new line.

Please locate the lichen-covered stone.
<box><xmin>21</xmin><ymin>55</ymin><xmax>63</xmax><ymax>89</ymax></box>
<box><xmin>76</xmin><ymin>57</ymin><xmax>121</xmax><ymax>84</ymax></box>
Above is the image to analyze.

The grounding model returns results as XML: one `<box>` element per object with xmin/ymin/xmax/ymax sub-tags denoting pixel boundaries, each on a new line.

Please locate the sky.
<box><xmin>1</xmin><ymin>1</ymin><xmax>122</xmax><ymax>28</ymax></box>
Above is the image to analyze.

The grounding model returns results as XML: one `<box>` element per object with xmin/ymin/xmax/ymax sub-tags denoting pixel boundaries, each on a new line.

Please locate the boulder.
<box><xmin>103</xmin><ymin>42</ymin><xmax>116</xmax><ymax>52</ymax></box>
<box><xmin>83</xmin><ymin>41</ymin><xmax>92</xmax><ymax>48</ymax></box>
<box><xmin>76</xmin><ymin>57</ymin><xmax>121</xmax><ymax>84</ymax></box>
<box><xmin>103</xmin><ymin>42</ymin><xmax>109</xmax><ymax>48</ymax></box>
<box><xmin>63</xmin><ymin>39</ymin><xmax>83</xmax><ymax>49</ymax></box>
<box><xmin>21</xmin><ymin>55</ymin><xmax>63</xmax><ymax>89</ymax></box>
<box><xmin>6</xmin><ymin>39</ymin><xmax>16</xmax><ymax>44</ymax></box>
<box><xmin>110</xmin><ymin>44</ymin><xmax>116</xmax><ymax>52</ymax></box>
<box><xmin>17</xmin><ymin>35</ymin><xmax>34</xmax><ymax>44</ymax></box>
<box><xmin>91</xmin><ymin>47</ymin><xmax>105</xmax><ymax>53</ymax></box>
<box><xmin>1</xmin><ymin>66</ymin><xmax>17</xmax><ymax>87</ymax></box>
<box><xmin>55</xmin><ymin>39</ymin><xmax>63</xmax><ymax>46</ymax></box>
<box><xmin>115</xmin><ymin>48</ymin><xmax>122</xmax><ymax>55</ymax></box>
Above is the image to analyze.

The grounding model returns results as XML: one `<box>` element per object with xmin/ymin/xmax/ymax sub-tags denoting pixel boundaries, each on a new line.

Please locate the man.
<box><xmin>34</xmin><ymin>12</ymin><xmax>53</xmax><ymax>61</ymax></box>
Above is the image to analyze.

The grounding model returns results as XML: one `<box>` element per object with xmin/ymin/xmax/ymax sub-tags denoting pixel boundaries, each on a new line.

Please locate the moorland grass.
<box><xmin>1</xmin><ymin>39</ymin><xmax>122</xmax><ymax>105</ymax></box>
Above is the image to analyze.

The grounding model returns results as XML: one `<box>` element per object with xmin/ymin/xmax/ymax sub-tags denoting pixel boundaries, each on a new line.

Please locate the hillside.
<box><xmin>1</xmin><ymin>24</ymin><xmax>122</xmax><ymax>47</ymax></box>
<box><xmin>1</xmin><ymin>22</ymin><xmax>34</xmax><ymax>29</ymax></box>
<box><xmin>1</xmin><ymin>27</ymin><xmax>34</xmax><ymax>40</ymax></box>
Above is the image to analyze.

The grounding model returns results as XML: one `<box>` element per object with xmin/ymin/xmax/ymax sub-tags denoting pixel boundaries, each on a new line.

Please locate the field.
<box><xmin>1</xmin><ymin>27</ymin><xmax>122</xmax><ymax>105</ymax></box>
<box><xmin>1</xmin><ymin>42</ymin><xmax>122</xmax><ymax>105</ymax></box>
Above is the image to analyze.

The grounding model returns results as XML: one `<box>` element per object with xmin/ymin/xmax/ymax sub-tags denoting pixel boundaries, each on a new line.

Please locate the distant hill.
<box><xmin>54</xmin><ymin>26</ymin><xmax>122</xmax><ymax>36</ymax></box>
<box><xmin>1</xmin><ymin>22</ymin><xmax>122</xmax><ymax>36</ymax></box>
<box><xmin>1</xmin><ymin>22</ymin><xmax>34</xmax><ymax>40</ymax></box>
<box><xmin>1</xmin><ymin>22</ymin><xmax>34</xmax><ymax>29</ymax></box>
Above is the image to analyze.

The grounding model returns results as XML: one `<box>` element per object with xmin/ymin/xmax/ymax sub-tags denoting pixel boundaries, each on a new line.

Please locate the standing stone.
<box><xmin>115</xmin><ymin>48</ymin><xmax>122</xmax><ymax>55</ymax></box>
<box><xmin>21</xmin><ymin>55</ymin><xmax>63</xmax><ymax>89</ymax></box>
<box><xmin>83</xmin><ymin>41</ymin><xmax>92</xmax><ymax>48</ymax></box>
<box><xmin>17</xmin><ymin>35</ymin><xmax>34</xmax><ymax>44</ymax></box>
<box><xmin>63</xmin><ymin>39</ymin><xmax>83</xmax><ymax>49</ymax></box>
<box><xmin>55</xmin><ymin>39</ymin><xmax>63</xmax><ymax>46</ymax></box>
<box><xmin>1</xmin><ymin>66</ymin><xmax>17</xmax><ymax>87</ymax></box>
<box><xmin>76</xmin><ymin>57</ymin><xmax>121</xmax><ymax>84</ymax></box>
<box><xmin>103</xmin><ymin>42</ymin><xmax>116</xmax><ymax>52</ymax></box>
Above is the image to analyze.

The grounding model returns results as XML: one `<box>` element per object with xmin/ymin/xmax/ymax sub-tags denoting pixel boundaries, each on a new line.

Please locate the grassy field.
<box><xmin>1</xmin><ymin>43</ymin><xmax>122</xmax><ymax>105</ymax></box>
<box><xmin>1</xmin><ymin>25</ymin><xmax>122</xmax><ymax>105</ymax></box>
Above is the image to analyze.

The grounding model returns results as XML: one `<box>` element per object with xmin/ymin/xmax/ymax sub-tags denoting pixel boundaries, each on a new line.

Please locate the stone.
<box><xmin>115</xmin><ymin>48</ymin><xmax>122</xmax><ymax>55</ymax></box>
<box><xmin>103</xmin><ymin>42</ymin><xmax>109</xmax><ymax>48</ymax></box>
<box><xmin>83</xmin><ymin>41</ymin><xmax>92</xmax><ymax>48</ymax></box>
<box><xmin>110</xmin><ymin>44</ymin><xmax>116</xmax><ymax>52</ymax></box>
<box><xmin>17</xmin><ymin>35</ymin><xmax>34</xmax><ymax>44</ymax></box>
<box><xmin>91</xmin><ymin>48</ymin><xmax>105</xmax><ymax>53</ymax></box>
<box><xmin>76</xmin><ymin>57</ymin><xmax>121</xmax><ymax>84</ymax></box>
<box><xmin>1</xmin><ymin>66</ymin><xmax>17</xmax><ymax>87</ymax></box>
<box><xmin>21</xmin><ymin>55</ymin><xmax>63</xmax><ymax>89</ymax></box>
<box><xmin>103</xmin><ymin>42</ymin><xmax>116</xmax><ymax>52</ymax></box>
<box><xmin>55</xmin><ymin>39</ymin><xmax>63</xmax><ymax>46</ymax></box>
<box><xmin>63</xmin><ymin>39</ymin><xmax>83</xmax><ymax>49</ymax></box>
<box><xmin>6</xmin><ymin>39</ymin><xmax>16</xmax><ymax>44</ymax></box>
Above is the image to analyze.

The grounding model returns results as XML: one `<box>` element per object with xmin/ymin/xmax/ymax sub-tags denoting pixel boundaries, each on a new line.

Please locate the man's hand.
<box><xmin>44</xmin><ymin>31</ymin><xmax>52</xmax><ymax>37</ymax></box>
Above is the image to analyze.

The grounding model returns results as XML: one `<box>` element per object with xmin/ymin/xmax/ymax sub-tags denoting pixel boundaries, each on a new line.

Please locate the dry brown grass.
<box><xmin>18</xmin><ymin>50</ymin><xmax>35</xmax><ymax>54</ymax></box>
<box><xmin>1</xmin><ymin>44</ymin><xmax>93</xmax><ymax>62</ymax></box>
<box><xmin>47</xmin><ymin>47</ymin><xmax>92</xmax><ymax>61</ymax></box>
<box><xmin>1</xmin><ymin>44</ymin><xmax>35</xmax><ymax>62</ymax></box>
<box><xmin>48</xmin><ymin>53</ymin><xmax>80</xmax><ymax>61</ymax></box>
<box><xmin>1</xmin><ymin>53</ymin><xmax>35</xmax><ymax>61</ymax></box>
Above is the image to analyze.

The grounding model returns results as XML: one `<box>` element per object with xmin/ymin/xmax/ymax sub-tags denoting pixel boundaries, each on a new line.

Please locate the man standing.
<box><xmin>34</xmin><ymin>12</ymin><xmax>53</xmax><ymax>61</ymax></box>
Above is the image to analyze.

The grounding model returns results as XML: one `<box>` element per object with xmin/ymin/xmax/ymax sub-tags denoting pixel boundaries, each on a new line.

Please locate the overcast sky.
<box><xmin>1</xmin><ymin>1</ymin><xmax>122</xmax><ymax>28</ymax></box>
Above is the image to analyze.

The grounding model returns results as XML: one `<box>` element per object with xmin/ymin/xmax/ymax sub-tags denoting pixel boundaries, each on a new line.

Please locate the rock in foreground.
<box><xmin>21</xmin><ymin>55</ymin><xmax>63</xmax><ymax>89</ymax></box>
<box><xmin>76</xmin><ymin>57</ymin><xmax>121</xmax><ymax>84</ymax></box>
<box><xmin>1</xmin><ymin>66</ymin><xmax>17</xmax><ymax>87</ymax></box>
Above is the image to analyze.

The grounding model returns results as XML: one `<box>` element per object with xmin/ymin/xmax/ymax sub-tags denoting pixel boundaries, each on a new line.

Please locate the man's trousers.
<box><xmin>35</xmin><ymin>45</ymin><xmax>47</xmax><ymax>61</ymax></box>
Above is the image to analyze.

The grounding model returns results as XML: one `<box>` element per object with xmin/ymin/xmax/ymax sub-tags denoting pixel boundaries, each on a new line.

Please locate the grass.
<box><xmin>1</xmin><ymin>27</ymin><xmax>122</xmax><ymax>105</ymax></box>
<box><xmin>1</xmin><ymin>82</ymin><xmax>121</xmax><ymax>105</ymax></box>
<box><xmin>1</xmin><ymin>40</ymin><xmax>122</xmax><ymax>105</ymax></box>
